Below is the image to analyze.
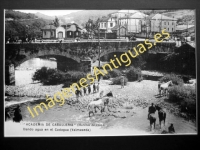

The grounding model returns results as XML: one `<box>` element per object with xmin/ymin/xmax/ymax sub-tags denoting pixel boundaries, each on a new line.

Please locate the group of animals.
<box><xmin>148</xmin><ymin>104</ymin><xmax>167</xmax><ymax>131</ymax></box>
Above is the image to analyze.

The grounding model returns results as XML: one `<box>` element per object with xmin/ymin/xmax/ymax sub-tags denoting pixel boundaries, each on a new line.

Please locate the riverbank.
<box><xmin>5</xmin><ymin>80</ymin><xmax>196</xmax><ymax>135</ymax></box>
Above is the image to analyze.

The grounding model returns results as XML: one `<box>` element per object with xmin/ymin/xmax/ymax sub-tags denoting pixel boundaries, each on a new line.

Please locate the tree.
<box><xmin>53</xmin><ymin>16</ymin><xmax>60</xmax><ymax>27</ymax></box>
<box><xmin>85</xmin><ymin>18</ymin><xmax>100</xmax><ymax>39</ymax></box>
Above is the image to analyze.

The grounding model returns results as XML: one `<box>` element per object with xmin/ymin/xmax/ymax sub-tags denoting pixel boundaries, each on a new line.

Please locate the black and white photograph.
<box><xmin>4</xmin><ymin>9</ymin><xmax>197</xmax><ymax>136</ymax></box>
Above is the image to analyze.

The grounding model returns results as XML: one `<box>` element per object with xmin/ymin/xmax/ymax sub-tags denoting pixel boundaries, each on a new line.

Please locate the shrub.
<box><xmin>168</xmin><ymin>85</ymin><xmax>196</xmax><ymax>117</ymax></box>
<box><xmin>66</xmin><ymin>71</ymin><xmax>87</xmax><ymax>79</ymax></box>
<box><xmin>126</xmin><ymin>66</ymin><xmax>141</xmax><ymax>81</ymax></box>
<box><xmin>109</xmin><ymin>69</ymin><xmax>122</xmax><ymax>78</ymax></box>
<box><xmin>159</xmin><ymin>74</ymin><xmax>184</xmax><ymax>86</ymax></box>
<box><xmin>32</xmin><ymin>67</ymin><xmax>64</xmax><ymax>85</ymax></box>
<box><xmin>112</xmin><ymin>76</ymin><xmax>128</xmax><ymax>85</ymax></box>
<box><xmin>168</xmin><ymin>85</ymin><xmax>196</xmax><ymax>103</ymax></box>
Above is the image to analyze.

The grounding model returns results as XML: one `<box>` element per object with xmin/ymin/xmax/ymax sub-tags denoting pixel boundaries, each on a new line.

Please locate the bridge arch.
<box><xmin>15</xmin><ymin>49</ymin><xmax>81</xmax><ymax>67</ymax></box>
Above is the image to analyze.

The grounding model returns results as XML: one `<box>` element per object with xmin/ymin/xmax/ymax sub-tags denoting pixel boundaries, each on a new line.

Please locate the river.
<box><xmin>15</xmin><ymin>58</ymin><xmax>57</xmax><ymax>86</ymax></box>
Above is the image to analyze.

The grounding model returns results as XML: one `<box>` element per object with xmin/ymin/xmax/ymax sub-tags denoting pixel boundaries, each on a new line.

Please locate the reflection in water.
<box><xmin>15</xmin><ymin>58</ymin><xmax>57</xmax><ymax>86</ymax></box>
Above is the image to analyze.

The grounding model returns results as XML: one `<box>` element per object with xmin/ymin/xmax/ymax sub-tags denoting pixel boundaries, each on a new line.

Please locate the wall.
<box><xmin>56</xmin><ymin>27</ymin><xmax>66</xmax><ymax>39</ymax></box>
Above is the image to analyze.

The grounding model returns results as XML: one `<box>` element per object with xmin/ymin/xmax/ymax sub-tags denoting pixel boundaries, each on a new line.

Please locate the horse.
<box><xmin>149</xmin><ymin>113</ymin><xmax>156</xmax><ymax>131</ymax></box>
<box><xmin>87</xmin><ymin>97</ymin><xmax>110</xmax><ymax>117</ymax></box>
<box><xmin>155</xmin><ymin>104</ymin><xmax>166</xmax><ymax>128</ymax></box>
<box><xmin>87</xmin><ymin>91</ymin><xmax>113</xmax><ymax>117</ymax></box>
<box><xmin>160</xmin><ymin>80</ymin><xmax>173</xmax><ymax>96</ymax></box>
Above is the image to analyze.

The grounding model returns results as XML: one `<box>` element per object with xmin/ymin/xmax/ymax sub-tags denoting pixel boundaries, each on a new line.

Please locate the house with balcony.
<box><xmin>99</xmin><ymin>16</ymin><xmax>117</xmax><ymax>33</ymax></box>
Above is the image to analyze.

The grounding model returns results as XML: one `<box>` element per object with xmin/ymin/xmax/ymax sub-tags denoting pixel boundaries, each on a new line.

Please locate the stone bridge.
<box><xmin>5</xmin><ymin>41</ymin><xmax>176</xmax><ymax>67</ymax></box>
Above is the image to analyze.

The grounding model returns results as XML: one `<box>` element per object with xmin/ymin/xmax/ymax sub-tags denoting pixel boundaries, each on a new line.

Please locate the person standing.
<box><xmin>88</xmin><ymin>84</ymin><xmax>91</xmax><ymax>94</ymax></box>
<box><xmin>120</xmin><ymin>75</ymin><xmax>125</xmax><ymax>88</ymax></box>
<box><xmin>75</xmin><ymin>88</ymin><xmax>80</xmax><ymax>102</ymax></box>
<box><xmin>83</xmin><ymin>87</ymin><xmax>87</xmax><ymax>96</ymax></box>
<box><xmin>96</xmin><ymin>83</ymin><xmax>100</xmax><ymax>93</ymax></box>
<box><xmin>147</xmin><ymin>103</ymin><xmax>156</xmax><ymax>120</ymax></box>
<box><xmin>93</xmin><ymin>83</ymin><xmax>96</xmax><ymax>93</ymax></box>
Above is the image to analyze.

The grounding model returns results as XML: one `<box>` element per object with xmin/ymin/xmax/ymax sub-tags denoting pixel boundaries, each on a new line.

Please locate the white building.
<box><xmin>150</xmin><ymin>14</ymin><xmax>177</xmax><ymax>33</ymax></box>
<box><xmin>41</xmin><ymin>25</ymin><xmax>66</xmax><ymax>39</ymax></box>
<box><xmin>119</xmin><ymin>12</ymin><xmax>148</xmax><ymax>33</ymax></box>
<box><xmin>99</xmin><ymin>16</ymin><xmax>117</xmax><ymax>33</ymax></box>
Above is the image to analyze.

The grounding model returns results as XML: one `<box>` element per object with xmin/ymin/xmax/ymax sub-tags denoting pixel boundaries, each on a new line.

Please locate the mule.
<box><xmin>155</xmin><ymin>105</ymin><xmax>166</xmax><ymax>128</ymax></box>
<box><xmin>149</xmin><ymin>113</ymin><xmax>156</xmax><ymax>131</ymax></box>
<box><xmin>160</xmin><ymin>81</ymin><xmax>173</xmax><ymax>96</ymax></box>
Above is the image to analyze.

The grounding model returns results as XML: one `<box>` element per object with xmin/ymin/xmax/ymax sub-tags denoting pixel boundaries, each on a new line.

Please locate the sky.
<box><xmin>14</xmin><ymin>10</ymin><xmax>83</xmax><ymax>16</ymax></box>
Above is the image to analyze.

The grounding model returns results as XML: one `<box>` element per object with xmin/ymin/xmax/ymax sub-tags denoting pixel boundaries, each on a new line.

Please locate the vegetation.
<box><xmin>5</xmin><ymin>10</ymin><xmax>51</xmax><ymax>39</ymax></box>
<box><xmin>159</xmin><ymin>74</ymin><xmax>184</xmax><ymax>85</ymax></box>
<box><xmin>32</xmin><ymin>67</ymin><xmax>87</xmax><ymax>85</ymax></box>
<box><xmin>126</xmin><ymin>66</ymin><xmax>142</xmax><ymax>81</ymax></box>
<box><xmin>103</xmin><ymin>69</ymin><xmax>122</xmax><ymax>79</ymax></box>
<box><xmin>32</xmin><ymin>67</ymin><xmax>64</xmax><ymax>85</ymax></box>
<box><xmin>112</xmin><ymin>76</ymin><xmax>128</xmax><ymax>85</ymax></box>
<box><xmin>168</xmin><ymin>85</ymin><xmax>196</xmax><ymax>116</ymax></box>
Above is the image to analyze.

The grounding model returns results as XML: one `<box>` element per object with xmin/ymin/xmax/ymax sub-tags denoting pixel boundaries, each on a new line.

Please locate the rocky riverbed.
<box><xmin>5</xmin><ymin>80</ymin><xmax>197</xmax><ymax>134</ymax></box>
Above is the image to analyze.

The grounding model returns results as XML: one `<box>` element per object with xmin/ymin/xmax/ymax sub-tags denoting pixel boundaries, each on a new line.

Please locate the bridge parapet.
<box><xmin>5</xmin><ymin>41</ymin><xmax>176</xmax><ymax>66</ymax></box>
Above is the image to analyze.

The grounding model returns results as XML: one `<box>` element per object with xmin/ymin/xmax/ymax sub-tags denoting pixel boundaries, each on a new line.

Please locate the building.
<box><xmin>175</xmin><ymin>25</ymin><xmax>195</xmax><ymax>37</ymax></box>
<box><xmin>119</xmin><ymin>12</ymin><xmax>148</xmax><ymax>34</ymax></box>
<box><xmin>110</xmin><ymin>10</ymin><xmax>140</xmax><ymax>18</ymax></box>
<box><xmin>41</xmin><ymin>25</ymin><xmax>65</xmax><ymax>39</ymax></box>
<box><xmin>150</xmin><ymin>14</ymin><xmax>177</xmax><ymax>34</ymax></box>
<box><xmin>111</xmin><ymin>25</ymin><xmax>127</xmax><ymax>37</ymax></box>
<box><xmin>99</xmin><ymin>16</ymin><xmax>117</xmax><ymax>33</ymax></box>
<box><xmin>64</xmin><ymin>23</ymin><xmax>82</xmax><ymax>39</ymax></box>
<box><xmin>41</xmin><ymin>23</ymin><xmax>82</xmax><ymax>39</ymax></box>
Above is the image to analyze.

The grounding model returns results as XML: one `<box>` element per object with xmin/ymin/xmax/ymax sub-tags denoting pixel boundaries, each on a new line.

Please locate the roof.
<box><xmin>111</xmin><ymin>25</ymin><xmax>126</xmax><ymax>30</ymax></box>
<box><xmin>151</xmin><ymin>14</ymin><xmax>177</xmax><ymax>21</ymax></box>
<box><xmin>175</xmin><ymin>42</ymin><xmax>195</xmax><ymax>53</ymax></box>
<box><xmin>99</xmin><ymin>16</ymin><xmax>110</xmax><ymax>22</ymax></box>
<box><xmin>187</xmin><ymin>41</ymin><xmax>195</xmax><ymax>48</ymax></box>
<box><xmin>117</xmin><ymin>10</ymin><xmax>140</xmax><ymax>14</ymax></box>
<box><xmin>41</xmin><ymin>25</ymin><xmax>56</xmax><ymax>30</ymax></box>
<box><xmin>176</xmin><ymin>25</ymin><xmax>195</xmax><ymax>31</ymax></box>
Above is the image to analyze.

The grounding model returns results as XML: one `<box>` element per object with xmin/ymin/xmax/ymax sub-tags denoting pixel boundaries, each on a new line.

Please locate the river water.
<box><xmin>15</xmin><ymin>58</ymin><xmax>57</xmax><ymax>86</ymax></box>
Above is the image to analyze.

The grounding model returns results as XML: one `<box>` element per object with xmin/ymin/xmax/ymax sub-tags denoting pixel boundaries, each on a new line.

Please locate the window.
<box><xmin>44</xmin><ymin>31</ymin><xmax>46</xmax><ymax>35</ymax></box>
<box><xmin>172</xmin><ymin>22</ymin><xmax>173</xmax><ymax>25</ymax></box>
<box><xmin>76</xmin><ymin>32</ymin><xmax>78</xmax><ymax>36</ymax></box>
<box><xmin>172</xmin><ymin>28</ymin><xmax>173</xmax><ymax>31</ymax></box>
<box><xmin>104</xmin><ymin>23</ymin><xmax>106</xmax><ymax>28</ymax></box>
<box><xmin>164</xmin><ymin>22</ymin><xmax>166</xmax><ymax>25</ymax></box>
<box><xmin>51</xmin><ymin>31</ymin><xmax>53</xmax><ymax>36</ymax></box>
<box><xmin>110</xmin><ymin>23</ymin><xmax>113</xmax><ymax>27</ymax></box>
<box><xmin>168</xmin><ymin>22</ymin><xmax>169</xmax><ymax>25</ymax></box>
<box><xmin>168</xmin><ymin>28</ymin><xmax>169</xmax><ymax>31</ymax></box>
<box><xmin>69</xmin><ymin>32</ymin><xmax>71</xmax><ymax>36</ymax></box>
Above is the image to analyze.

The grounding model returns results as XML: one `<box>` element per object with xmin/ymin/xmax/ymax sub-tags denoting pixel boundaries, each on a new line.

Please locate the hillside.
<box><xmin>35</xmin><ymin>12</ymin><xmax>54</xmax><ymax>20</ymax></box>
<box><xmin>5</xmin><ymin>10</ymin><xmax>52</xmax><ymax>38</ymax></box>
<box><xmin>58</xmin><ymin>10</ymin><xmax>119</xmax><ymax>26</ymax></box>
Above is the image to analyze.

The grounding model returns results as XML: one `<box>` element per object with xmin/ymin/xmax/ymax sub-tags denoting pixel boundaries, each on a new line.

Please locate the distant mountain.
<box><xmin>35</xmin><ymin>12</ymin><xmax>54</xmax><ymax>20</ymax></box>
<box><xmin>59</xmin><ymin>10</ymin><xmax>119</xmax><ymax>26</ymax></box>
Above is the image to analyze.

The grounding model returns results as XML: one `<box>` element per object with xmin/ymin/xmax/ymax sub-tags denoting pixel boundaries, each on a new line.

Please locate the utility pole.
<box><xmin>97</xmin><ymin>18</ymin><xmax>101</xmax><ymax>82</ymax></box>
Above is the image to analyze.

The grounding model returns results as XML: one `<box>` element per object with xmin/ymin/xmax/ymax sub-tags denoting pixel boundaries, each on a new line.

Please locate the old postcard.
<box><xmin>4</xmin><ymin>9</ymin><xmax>197</xmax><ymax>136</ymax></box>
